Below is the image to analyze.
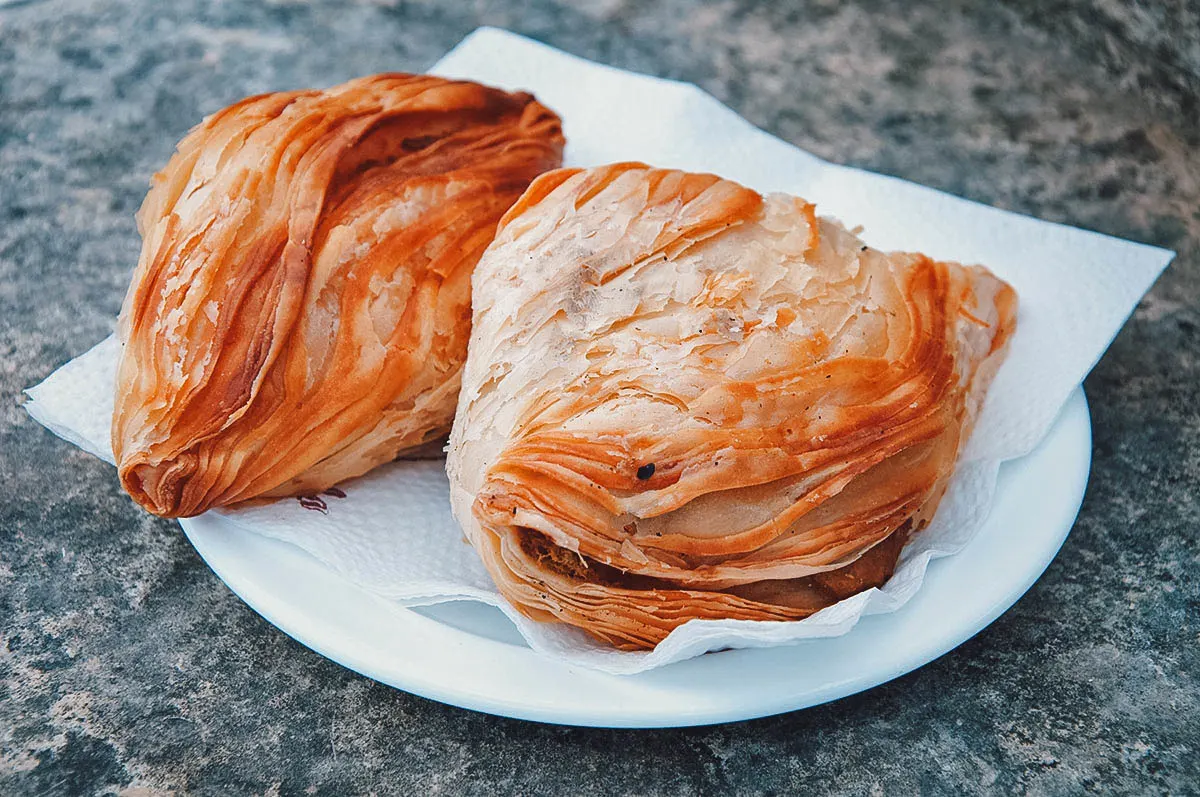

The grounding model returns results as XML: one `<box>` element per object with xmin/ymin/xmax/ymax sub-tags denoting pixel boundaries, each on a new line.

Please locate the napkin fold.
<box><xmin>25</xmin><ymin>28</ymin><xmax>1174</xmax><ymax>674</ymax></box>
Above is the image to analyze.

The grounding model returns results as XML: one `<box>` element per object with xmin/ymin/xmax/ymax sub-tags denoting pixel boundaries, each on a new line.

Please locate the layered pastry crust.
<box><xmin>447</xmin><ymin>163</ymin><xmax>1016</xmax><ymax>650</ymax></box>
<box><xmin>113</xmin><ymin>74</ymin><xmax>564</xmax><ymax>517</ymax></box>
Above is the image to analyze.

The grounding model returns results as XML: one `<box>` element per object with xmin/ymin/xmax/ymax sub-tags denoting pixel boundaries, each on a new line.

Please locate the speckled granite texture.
<box><xmin>1</xmin><ymin>0</ymin><xmax>1197</xmax><ymax>793</ymax></box>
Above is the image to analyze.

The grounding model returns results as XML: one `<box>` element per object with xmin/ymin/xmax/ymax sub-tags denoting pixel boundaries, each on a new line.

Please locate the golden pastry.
<box><xmin>113</xmin><ymin>74</ymin><xmax>564</xmax><ymax>517</ymax></box>
<box><xmin>447</xmin><ymin>163</ymin><xmax>1017</xmax><ymax>650</ymax></box>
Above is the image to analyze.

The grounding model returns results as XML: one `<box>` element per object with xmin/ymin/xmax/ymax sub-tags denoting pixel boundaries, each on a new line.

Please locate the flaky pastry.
<box><xmin>113</xmin><ymin>74</ymin><xmax>564</xmax><ymax>517</ymax></box>
<box><xmin>447</xmin><ymin>163</ymin><xmax>1017</xmax><ymax>650</ymax></box>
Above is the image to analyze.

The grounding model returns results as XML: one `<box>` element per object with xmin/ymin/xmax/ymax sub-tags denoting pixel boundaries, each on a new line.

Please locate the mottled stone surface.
<box><xmin>1</xmin><ymin>0</ymin><xmax>1197</xmax><ymax>793</ymax></box>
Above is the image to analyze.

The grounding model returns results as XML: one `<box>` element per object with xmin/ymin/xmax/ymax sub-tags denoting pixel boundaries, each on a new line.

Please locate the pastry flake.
<box><xmin>447</xmin><ymin>163</ymin><xmax>1016</xmax><ymax>650</ymax></box>
<box><xmin>113</xmin><ymin>74</ymin><xmax>564</xmax><ymax>517</ymax></box>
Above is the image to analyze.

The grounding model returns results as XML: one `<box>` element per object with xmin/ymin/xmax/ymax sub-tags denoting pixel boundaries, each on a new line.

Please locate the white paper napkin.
<box><xmin>24</xmin><ymin>28</ymin><xmax>1174</xmax><ymax>675</ymax></box>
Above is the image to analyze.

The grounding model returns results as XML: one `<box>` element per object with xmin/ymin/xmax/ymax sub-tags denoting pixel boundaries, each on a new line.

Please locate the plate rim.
<box><xmin>179</xmin><ymin>388</ymin><xmax>1091</xmax><ymax>728</ymax></box>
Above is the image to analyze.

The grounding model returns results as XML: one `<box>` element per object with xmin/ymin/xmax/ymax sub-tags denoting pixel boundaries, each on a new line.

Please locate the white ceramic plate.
<box><xmin>179</xmin><ymin>388</ymin><xmax>1090</xmax><ymax>728</ymax></box>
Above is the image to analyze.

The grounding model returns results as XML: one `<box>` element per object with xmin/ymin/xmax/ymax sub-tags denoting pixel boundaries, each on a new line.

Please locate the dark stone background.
<box><xmin>1</xmin><ymin>0</ymin><xmax>1197</xmax><ymax>793</ymax></box>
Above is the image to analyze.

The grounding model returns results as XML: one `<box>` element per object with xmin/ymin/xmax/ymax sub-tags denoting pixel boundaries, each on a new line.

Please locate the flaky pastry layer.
<box><xmin>114</xmin><ymin>74</ymin><xmax>564</xmax><ymax>517</ymax></box>
<box><xmin>447</xmin><ymin>163</ymin><xmax>1016</xmax><ymax>650</ymax></box>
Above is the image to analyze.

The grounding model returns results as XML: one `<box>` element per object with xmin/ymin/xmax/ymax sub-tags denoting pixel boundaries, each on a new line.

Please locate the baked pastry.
<box><xmin>447</xmin><ymin>163</ymin><xmax>1016</xmax><ymax>650</ymax></box>
<box><xmin>113</xmin><ymin>74</ymin><xmax>564</xmax><ymax>517</ymax></box>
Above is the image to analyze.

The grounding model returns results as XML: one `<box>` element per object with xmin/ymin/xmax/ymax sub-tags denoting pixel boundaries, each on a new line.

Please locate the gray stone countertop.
<box><xmin>1</xmin><ymin>1</ymin><xmax>1197</xmax><ymax>794</ymax></box>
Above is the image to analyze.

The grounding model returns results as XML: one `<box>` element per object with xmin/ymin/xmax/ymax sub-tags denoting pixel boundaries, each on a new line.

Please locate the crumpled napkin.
<box><xmin>25</xmin><ymin>28</ymin><xmax>1173</xmax><ymax>674</ymax></box>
